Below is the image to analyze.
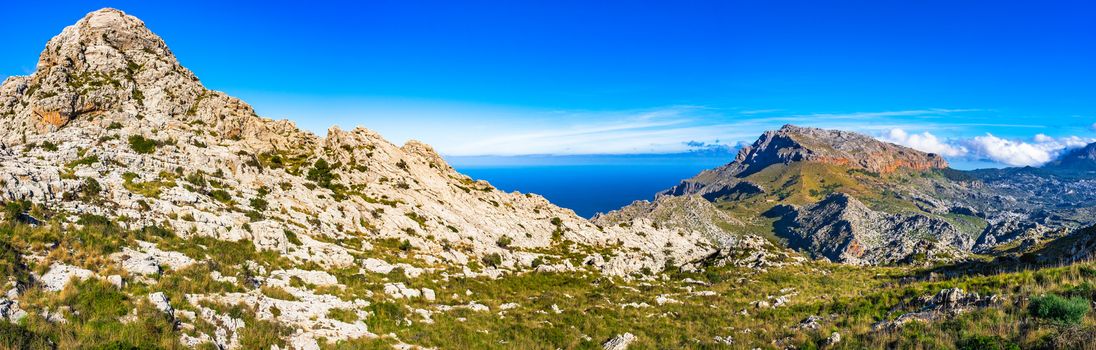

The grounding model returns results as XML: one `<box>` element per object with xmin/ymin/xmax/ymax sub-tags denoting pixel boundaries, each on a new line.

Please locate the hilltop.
<box><xmin>0</xmin><ymin>8</ymin><xmax>771</xmax><ymax>349</ymax></box>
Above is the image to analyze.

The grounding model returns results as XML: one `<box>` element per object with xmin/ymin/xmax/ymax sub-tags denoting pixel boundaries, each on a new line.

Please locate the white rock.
<box><xmin>121</xmin><ymin>253</ymin><xmax>160</xmax><ymax>275</ymax></box>
<box><xmin>603</xmin><ymin>333</ymin><xmax>636</xmax><ymax>350</ymax></box>
<box><xmin>361</xmin><ymin>258</ymin><xmax>396</xmax><ymax>274</ymax></box>
<box><xmin>148</xmin><ymin>292</ymin><xmax>174</xmax><ymax>318</ymax></box>
<box><xmin>383</xmin><ymin>283</ymin><xmax>422</xmax><ymax>299</ymax></box>
<box><xmin>466</xmin><ymin>302</ymin><xmax>489</xmax><ymax>312</ymax></box>
<box><xmin>827</xmin><ymin>332</ymin><xmax>841</xmax><ymax>344</ymax></box>
<box><xmin>0</xmin><ymin>298</ymin><xmax>27</xmax><ymax>321</ymax></box>
<box><xmin>107</xmin><ymin>275</ymin><xmax>124</xmax><ymax>289</ymax></box>
<box><xmin>40</xmin><ymin>263</ymin><xmax>93</xmax><ymax>291</ymax></box>
<box><xmin>655</xmin><ymin>294</ymin><xmax>681</xmax><ymax>305</ymax></box>
<box><xmin>269</xmin><ymin>269</ymin><xmax>339</xmax><ymax>287</ymax></box>
<box><xmin>421</xmin><ymin>288</ymin><xmax>436</xmax><ymax>301</ymax></box>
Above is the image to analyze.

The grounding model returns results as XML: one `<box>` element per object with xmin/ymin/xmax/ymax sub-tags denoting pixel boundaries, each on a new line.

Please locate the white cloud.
<box><xmin>881</xmin><ymin>129</ymin><xmax>1095</xmax><ymax>167</ymax></box>
<box><xmin>964</xmin><ymin>134</ymin><xmax>1055</xmax><ymax>166</ymax></box>
<box><xmin>881</xmin><ymin>129</ymin><xmax>968</xmax><ymax>157</ymax></box>
<box><xmin>1090</xmin><ymin>122</ymin><xmax>1096</xmax><ymax>132</ymax></box>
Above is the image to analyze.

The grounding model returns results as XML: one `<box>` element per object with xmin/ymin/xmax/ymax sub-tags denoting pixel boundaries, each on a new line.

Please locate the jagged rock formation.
<box><xmin>664</xmin><ymin>125</ymin><xmax>948</xmax><ymax>197</ymax></box>
<box><xmin>0</xmin><ymin>8</ymin><xmax>724</xmax><ymax>276</ymax></box>
<box><xmin>0</xmin><ymin>8</ymin><xmax>741</xmax><ymax>348</ymax></box>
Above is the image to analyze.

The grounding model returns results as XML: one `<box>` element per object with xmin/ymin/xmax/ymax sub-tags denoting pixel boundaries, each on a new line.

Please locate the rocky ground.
<box><xmin>0</xmin><ymin>8</ymin><xmax>795</xmax><ymax>349</ymax></box>
<box><xmin>4</xmin><ymin>8</ymin><xmax>1096</xmax><ymax>350</ymax></box>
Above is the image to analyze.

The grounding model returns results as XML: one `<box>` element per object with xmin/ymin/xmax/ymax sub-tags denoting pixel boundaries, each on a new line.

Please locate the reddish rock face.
<box><xmin>731</xmin><ymin>125</ymin><xmax>950</xmax><ymax>176</ymax></box>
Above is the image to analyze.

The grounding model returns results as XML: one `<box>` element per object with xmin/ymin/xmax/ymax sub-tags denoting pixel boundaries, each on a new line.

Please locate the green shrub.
<box><xmin>0</xmin><ymin>322</ymin><xmax>51</xmax><ymax>350</ymax></box>
<box><xmin>496</xmin><ymin>235</ymin><xmax>512</xmax><ymax>248</ymax></box>
<box><xmin>307</xmin><ymin>159</ymin><xmax>337</xmax><ymax>188</ymax></box>
<box><xmin>365</xmin><ymin>302</ymin><xmax>405</xmax><ymax>333</ymax></box>
<box><xmin>3</xmin><ymin>200</ymin><xmax>31</xmax><ymax>221</ymax></box>
<box><xmin>481</xmin><ymin>253</ymin><xmax>502</xmax><ymax>267</ymax></box>
<box><xmin>956</xmin><ymin>335</ymin><xmax>1019</xmax><ymax>350</ymax></box>
<box><xmin>185</xmin><ymin>172</ymin><xmax>207</xmax><ymax>187</ymax></box>
<box><xmin>40</xmin><ymin>141</ymin><xmax>58</xmax><ymax>151</ymax></box>
<box><xmin>128</xmin><ymin>135</ymin><xmax>157</xmax><ymax>154</ymax></box>
<box><xmin>63</xmin><ymin>279</ymin><xmax>131</xmax><ymax>325</ymax></box>
<box><xmin>398</xmin><ymin>239</ymin><xmax>412</xmax><ymax>252</ymax></box>
<box><xmin>82</xmin><ymin>177</ymin><xmax>102</xmax><ymax>198</ymax></box>
<box><xmin>0</xmin><ymin>239</ymin><xmax>30</xmax><ymax>286</ymax></box>
<box><xmin>1029</xmin><ymin>294</ymin><xmax>1090</xmax><ymax>326</ymax></box>
<box><xmin>209</xmin><ymin>189</ymin><xmax>232</xmax><ymax>203</ymax></box>
<box><xmin>261</xmin><ymin>286</ymin><xmax>298</xmax><ymax>301</ymax></box>
<box><xmin>67</xmin><ymin>155</ymin><xmax>100</xmax><ymax>168</ymax></box>
<box><xmin>237</xmin><ymin>319</ymin><xmax>290</xmax><ymax>349</ymax></box>
<box><xmin>327</xmin><ymin>308</ymin><xmax>359</xmax><ymax>323</ymax></box>
<box><xmin>284</xmin><ymin>230</ymin><xmax>302</xmax><ymax>245</ymax></box>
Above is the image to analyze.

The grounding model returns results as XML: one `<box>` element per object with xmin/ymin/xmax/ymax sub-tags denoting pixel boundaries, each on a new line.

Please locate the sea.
<box><xmin>447</xmin><ymin>154</ymin><xmax>732</xmax><ymax>218</ymax></box>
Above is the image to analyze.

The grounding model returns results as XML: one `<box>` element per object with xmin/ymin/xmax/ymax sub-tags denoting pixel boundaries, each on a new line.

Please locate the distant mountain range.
<box><xmin>598</xmin><ymin>124</ymin><xmax>1096</xmax><ymax>266</ymax></box>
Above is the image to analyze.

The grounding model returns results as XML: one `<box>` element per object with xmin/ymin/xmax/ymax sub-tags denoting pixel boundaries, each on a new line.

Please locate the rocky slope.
<box><xmin>0</xmin><ymin>8</ymin><xmax>730</xmax><ymax>275</ymax></box>
<box><xmin>605</xmin><ymin>125</ymin><xmax>1096</xmax><ymax>266</ymax></box>
<box><xmin>0</xmin><ymin>8</ymin><xmax>753</xmax><ymax>349</ymax></box>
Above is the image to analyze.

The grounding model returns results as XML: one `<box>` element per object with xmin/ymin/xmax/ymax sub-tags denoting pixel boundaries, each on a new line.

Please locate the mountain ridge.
<box><xmin>0</xmin><ymin>9</ymin><xmax>784</xmax><ymax>347</ymax></box>
<box><xmin>606</xmin><ymin>123</ymin><xmax>1096</xmax><ymax>266</ymax></box>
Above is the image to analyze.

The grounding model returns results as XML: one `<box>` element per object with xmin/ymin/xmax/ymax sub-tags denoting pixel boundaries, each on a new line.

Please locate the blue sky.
<box><xmin>3</xmin><ymin>1</ymin><xmax>1095</xmax><ymax>168</ymax></box>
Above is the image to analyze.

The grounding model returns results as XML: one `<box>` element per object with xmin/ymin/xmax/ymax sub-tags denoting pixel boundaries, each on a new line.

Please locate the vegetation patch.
<box><xmin>1029</xmin><ymin>294</ymin><xmax>1090</xmax><ymax>326</ymax></box>
<box><xmin>127</xmin><ymin>135</ymin><xmax>159</xmax><ymax>154</ymax></box>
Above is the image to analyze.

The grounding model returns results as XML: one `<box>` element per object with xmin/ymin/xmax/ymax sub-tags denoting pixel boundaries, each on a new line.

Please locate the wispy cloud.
<box><xmin>254</xmin><ymin>96</ymin><xmax>1089</xmax><ymax>167</ymax></box>
<box><xmin>437</xmin><ymin>107</ymin><xmax>994</xmax><ymax>156</ymax></box>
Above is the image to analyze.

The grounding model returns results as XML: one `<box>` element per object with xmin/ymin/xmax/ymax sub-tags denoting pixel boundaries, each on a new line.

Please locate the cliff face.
<box><xmin>772</xmin><ymin>193</ymin><xmax>972</xmax><ymax>265</ymax></box>
<box><xmin>665</xmin><ymin>124</ymin><xmax>948</xmax><ymax>197</ymax></box>
<box><xmin>732</xmin><ymin>125</ymin><xmax>949</xmax><ymax>176</ymax></box>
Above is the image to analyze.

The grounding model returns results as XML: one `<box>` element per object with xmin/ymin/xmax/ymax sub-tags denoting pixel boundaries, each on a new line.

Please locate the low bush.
<box><xmin>1029</xmin><ymin>294</ymin><xmax>1090</xmax><ymax>326</ymax></box>
<box><xmin>327</xmin><ymin>308</ymin><xmax>360</xmax><ymax>323</ymax></box>
<box><xmin>496</xmin><ymin>235</ymin><xmax>512</xmax><ymax>248</ymax></box>
<box><xmin>128</xmin><ymin>135</ymin><xmax>158</xmax><ymax>154</ymax></box>
<box><xmin>481</xmin><ymin>253</ymin><xmax>502</xmax><ymax>267</ymax></box>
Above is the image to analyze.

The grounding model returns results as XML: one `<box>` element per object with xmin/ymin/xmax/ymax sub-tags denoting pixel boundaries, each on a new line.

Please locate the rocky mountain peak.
<box><xmin>1</xmin><ymin>8</ymin><xmax>716</xmax><ymax>290</ymax></box>
<box><xmin>730</xmin><ymin>124</ymin><xmax>948</xmax><ymax>176</ymax></box>
<box><xmin>0</xmin><ymin>8</ymin><xmax>209</xmax><ymax>140</ymax></box>
<box><xmin>37</xmin><ymin>8</ymin><xmax>183</xmax><ymax>75</ymax></box>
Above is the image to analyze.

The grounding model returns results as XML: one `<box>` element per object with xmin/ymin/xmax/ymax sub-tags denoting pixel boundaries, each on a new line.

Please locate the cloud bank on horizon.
<box><xmin>882</xmin><ymin>128</ymin><xmax>1095</xmax><ymax>167</ymax></box>
<box><xmin>313</xmin><ymin>103</ymin><xmax>1092</xmax><ymax>169</ymax></box>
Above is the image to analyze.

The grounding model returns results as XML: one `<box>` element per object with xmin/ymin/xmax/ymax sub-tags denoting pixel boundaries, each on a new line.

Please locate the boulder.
<box><xmin>40</xmin><ymin>263</ymin><xmax>93</xmax><ymax>291</ymax></box>
<box><xmin>603</xmin><ymin>333</ymin><xmax>636</xmax><ymax>350</ymax></box>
